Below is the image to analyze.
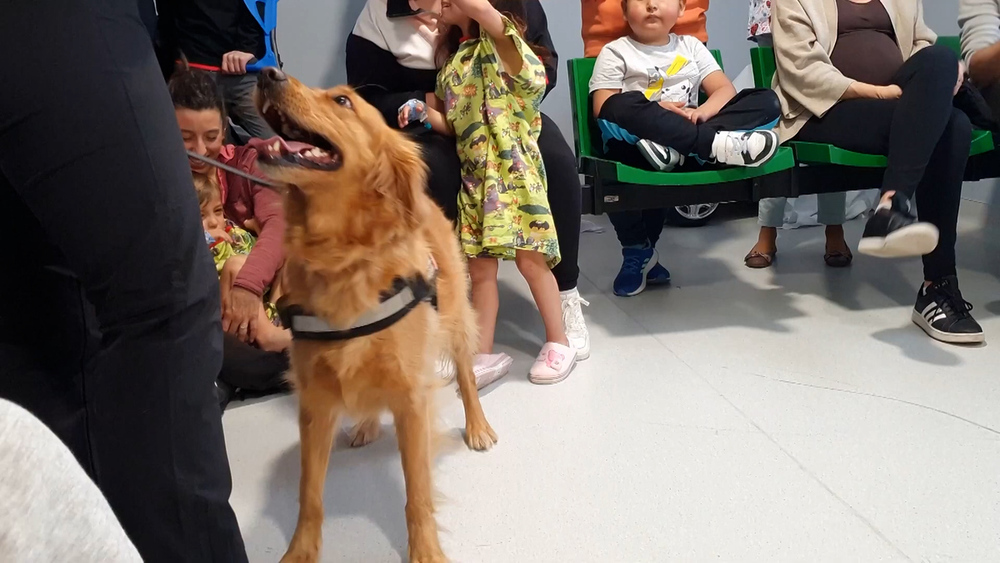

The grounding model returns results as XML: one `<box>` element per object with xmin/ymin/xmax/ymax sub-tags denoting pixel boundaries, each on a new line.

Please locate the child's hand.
<box><xmin>397</xmin><ymin>99</ymin><xmax>429</xmax><ymax>129</ymax></box>
<box><xmin>208</xmin><ymin>227</ymin><xmax>233</xmax><ymax>244</ymax></box>
<box><xmin>688</xmin><ymin>106</ymin><xmax>716</xmax><ymax>124</ymax></box>
<box><xmin>659</xmin><ymin>100</ymin><xmax>695</xmax><ymax>120</ymax></box>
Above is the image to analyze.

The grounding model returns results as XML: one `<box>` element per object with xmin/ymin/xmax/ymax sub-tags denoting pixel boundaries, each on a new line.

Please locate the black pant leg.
<box><xmin>219</xmin><ymin>334</ymin><xmax>291</xmax><ymax>392</ymax></box>
<box><xmin>795</xmin><ymin>82</ymin><xmax>967</xmax><ymax>282</ymax></box>
<box><xmin>538</xmin><ymin>113</ymin><xmax>582</xmax><ymax>291</ymax></box>
<box><xmin>599</xmin><ymin>91</ymin><xmax>701</xmax><ymax>155</ymax></box>
<box><xmin>918</xmin><ymin>109</ymin><xmax>971</xmax><ymax>281</ymax></box>
<box><xmin>0</xmin><ymin>2</ymin><xmax>246</xmax><ymax>561</ymax></box>
<box><xmin>0</xmin><ymin>175</ymin><xmax>101</xmax><ymax>468</ymax></box>
<box><xmin>700</xmin><ymin>88</ymin><xmax>782</xmax><ymax>132</ymax></box>
<box><xmin>796</xmin><ymin>98</ymin><xmax>894</xmax><ymax>152</ymax></box>
<box><xmin>609</xmin><ymin>211</ymin><xmax>650</xmax><ymax>247</ymax></box>
<box><xmin>412</xmin><ymin>131</ymin><xmax>462</xmax><ymax>221</ymax></box>
<box><xmin>643</xmin><ymin>209</ymin><xmax>668</xmax><ymax>248</ymax></box>
<box><xmin>882</xmin><ymin>45</ymin><xmax>964</xmax><ymax>200</ymax></box>
<box><xmin>607</xmin><ymin>209</ymin><xmax>666</xmax><ymax>248</ymax></box>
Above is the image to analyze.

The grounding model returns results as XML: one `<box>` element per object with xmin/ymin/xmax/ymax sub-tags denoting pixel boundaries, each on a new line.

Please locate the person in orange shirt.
<box><xmin>582</xmin><ymin>0</ymin><xmax>708</xmax><ymax>57</ymax></box>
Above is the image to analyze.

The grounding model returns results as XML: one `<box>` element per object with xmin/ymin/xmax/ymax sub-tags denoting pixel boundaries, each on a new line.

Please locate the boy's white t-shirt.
<box><xmin>589</xmin><ymin>34</ymin><xmax>721</xmax><ymax>108</ymax></box>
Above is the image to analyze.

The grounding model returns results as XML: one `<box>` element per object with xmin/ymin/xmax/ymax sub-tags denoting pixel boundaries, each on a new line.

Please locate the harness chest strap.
<box><xmin>277</xmin><ymin>260</ymin><xmax>438</xmax><ymax>341</ymax></box>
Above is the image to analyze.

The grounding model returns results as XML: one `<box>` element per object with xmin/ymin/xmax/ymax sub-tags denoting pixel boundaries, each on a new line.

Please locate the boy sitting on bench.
<box><xmin>589</xmin><ymin>0</ymin><xmax>781</xmax><ymax>296</ymax></box>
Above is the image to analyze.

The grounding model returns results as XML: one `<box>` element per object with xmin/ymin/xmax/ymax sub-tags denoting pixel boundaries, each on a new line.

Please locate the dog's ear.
<box><xmin>368</xmin><ymin>131</ymin><xmax>428</xmax><ymax>227</ymax></box>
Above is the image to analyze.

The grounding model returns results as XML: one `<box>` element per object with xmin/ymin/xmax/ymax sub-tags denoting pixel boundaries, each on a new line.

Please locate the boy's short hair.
<box><xmin>193</xmin><ymin>174</ymin><xmax>221</xmax><ymax>207</ymax></box>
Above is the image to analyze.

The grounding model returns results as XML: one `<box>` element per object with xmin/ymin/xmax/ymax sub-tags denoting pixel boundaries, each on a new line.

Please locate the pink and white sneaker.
<box><xmin>528</xmin><ymin>342</ymin><xmax>577</xmax><ymax>385</ymax></box>
<box><xmin>474</xmin><ymin>353</ymin><xmax>513</xmax><ymax>389</ymax></box>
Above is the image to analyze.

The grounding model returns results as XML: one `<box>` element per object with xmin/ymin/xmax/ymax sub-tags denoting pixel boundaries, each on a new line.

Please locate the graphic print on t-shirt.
<box><xmin>644</xmin><ymin>55</ymin><xmax>697</xmax><ymax>105</ymax></box>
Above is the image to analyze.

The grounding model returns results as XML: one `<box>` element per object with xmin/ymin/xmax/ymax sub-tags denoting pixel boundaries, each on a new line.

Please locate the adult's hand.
<box><xmin>219</xmin><ymin>255</ymin><xmax>259</xmax><ymax>342</ymax></box>
<box><xmin>222</xmin><ymin>287</ymin><xmax>260</xmax><ymax>343</ymax></box>
<box><xmin>221</xmin><ymin>51</ymin><xmax>255</xmax><ymax>75</ymax></box>
<box><xmin>875</xmin><ymin>85</ymin><xmax>902</xmax><ymax>100</ymax></box>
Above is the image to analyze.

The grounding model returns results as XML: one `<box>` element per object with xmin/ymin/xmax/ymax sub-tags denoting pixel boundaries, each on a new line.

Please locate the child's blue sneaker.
<box><xmin>614</xmin><ymin>247</ymin><xmax>660</xmax><ymax>297</ymax></box>
<box><xmin>647</xmin><ymin>262</ymin><xmax>671</xmax><ymax>285</ymax></box>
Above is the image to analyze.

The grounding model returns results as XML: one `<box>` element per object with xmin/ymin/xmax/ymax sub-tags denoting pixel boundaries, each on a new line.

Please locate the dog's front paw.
<box><xmin>280</xmin><ymin>543</ymin><xmax>319</xmax><ymax>563</ymax></box>
<box><xmin>349</xmin><ymin>418</ymin><xmax>381</xmax><ymax>448</ymax></box>
<box><xmin>409</xmin><ymin>544</ymin><xmax>448</xmax><ymax>563</ymax></box>
<box><xmin>464</xmin><ymin>420</ymin><xmax>498</xmax><ymax>451</ymax></box>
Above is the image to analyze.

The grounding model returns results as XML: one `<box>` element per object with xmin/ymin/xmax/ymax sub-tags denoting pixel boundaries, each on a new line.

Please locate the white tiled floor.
<box><xmin>223</xmin><ymin>202</ymin><xmax>1000</xmax><ymax>562</ymax></box>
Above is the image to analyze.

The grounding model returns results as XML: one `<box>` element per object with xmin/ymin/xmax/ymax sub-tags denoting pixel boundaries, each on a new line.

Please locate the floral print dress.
<box><xmin>436</xmin><ymin>17</ymin><xmax>560</xmax><ymax>266</ymax></box>
<box><xmin>748</xmin><ymin>0</ymin><xmax>772</xmax><ymax>40</ymax></box>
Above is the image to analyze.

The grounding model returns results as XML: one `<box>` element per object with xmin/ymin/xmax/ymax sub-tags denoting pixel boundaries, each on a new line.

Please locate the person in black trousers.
<box><xmin>0</xmin><ymin>1</ymin><xmax>247</xmax><ymax>561</ymax></box>
<box><xmin>347</xmin><ymin>0</ymin><xmax>592</xmax><ymax>360</ymax></box>
<box><xmin>765</xmin><ymin>0</ymin><xmax>984</xmax><ymax>345</ymax></box>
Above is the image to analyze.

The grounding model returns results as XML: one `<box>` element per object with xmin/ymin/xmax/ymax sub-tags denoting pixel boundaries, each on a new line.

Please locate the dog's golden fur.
<box><xmin>254</xmin><ymin>73</ymin><xmax>496</xmax><ymax>563</ymax></box>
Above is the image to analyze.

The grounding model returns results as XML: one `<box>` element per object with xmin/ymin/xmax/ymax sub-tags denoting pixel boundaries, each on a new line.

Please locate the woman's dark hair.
<box><xmin>435</xmin><ymin>0</ymin><xmax>551</xmax><ymax>69</ymax></box>
<box><xmin>168</xmin><ymin>57</ymin><xmax>227</xmax><ymax>120</ymax></box>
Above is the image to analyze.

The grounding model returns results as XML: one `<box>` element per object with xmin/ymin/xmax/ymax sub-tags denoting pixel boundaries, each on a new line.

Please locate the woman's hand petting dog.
<box><xmin>219</xmin><ymin>255</ymin><xmax>259</xmax><ymax>343</ymax></box>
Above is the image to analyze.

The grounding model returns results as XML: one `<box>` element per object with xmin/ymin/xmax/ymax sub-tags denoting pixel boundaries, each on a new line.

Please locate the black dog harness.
<box><xmin>277</xmin><ymin>272</ymin><xmax>437</xmax><ymax>342</ymax></box>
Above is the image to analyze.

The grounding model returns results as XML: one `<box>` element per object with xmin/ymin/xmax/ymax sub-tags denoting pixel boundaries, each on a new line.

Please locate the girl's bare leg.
<box><xmin>467</xmin><ymin>257</ymin><xmax>499</xmax><ymax>355</ymax></box>
<box><xmin>514</xmin><ymin>251</ymin><xmax>569</xmax><ymax>346</ymax></box>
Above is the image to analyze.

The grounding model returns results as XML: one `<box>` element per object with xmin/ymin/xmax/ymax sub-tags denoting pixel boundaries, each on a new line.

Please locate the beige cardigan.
<box><xmin>771</xmin><ymin>0</ymin><xmax>937</xmax><ymax>141</ymax></box>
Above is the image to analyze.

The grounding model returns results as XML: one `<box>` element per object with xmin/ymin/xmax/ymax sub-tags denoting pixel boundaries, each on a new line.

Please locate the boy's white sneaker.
<box><xmin>637</xmin><ymin>139</ymin><xmax>685</xmax><ymax>171</ymax></box>
<box><xmin>712</xmin><ymin>130</ymin><xmax>779</xmax><ymax>167</ymax></box>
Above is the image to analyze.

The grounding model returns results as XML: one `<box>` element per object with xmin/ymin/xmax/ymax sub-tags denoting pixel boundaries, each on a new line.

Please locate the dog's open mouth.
<box><xmin>249</xmin><ymin>104</ymin><xmax>343</xmax><ymax>171</ymax></box>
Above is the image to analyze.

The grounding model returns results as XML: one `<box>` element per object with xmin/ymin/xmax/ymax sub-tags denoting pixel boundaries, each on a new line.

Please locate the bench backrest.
<box><xmin>567</xmin><ymin>50</ymin><xmax>724</xmax><ymax>162</ymax></box>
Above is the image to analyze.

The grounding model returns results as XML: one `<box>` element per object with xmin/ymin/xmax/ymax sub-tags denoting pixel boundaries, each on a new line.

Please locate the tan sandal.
<box><xmin>823</xmin><ymin>249</ymin><xmax>853</xmax><ymax>268</ymax></box>
<box><xmin>744</xmin><ymin>250</ymin><xmax>776</xmax><ymax>269</ymax></box>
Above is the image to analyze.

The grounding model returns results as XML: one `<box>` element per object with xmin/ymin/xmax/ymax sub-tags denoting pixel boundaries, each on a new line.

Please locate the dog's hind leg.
<box><xmin>392</xmin><ymin>393</ymin><xmax>447</xmax><ymax>563</ymax></box>
<box><xmin>348</xmin><ymin>416</ymin><xmax>381</xmax><ymax>448</ymax></box>
<box><xmin>282</xmin><ymin>391</ymin><xmax>342</xmax><ymax>563</ymax></box>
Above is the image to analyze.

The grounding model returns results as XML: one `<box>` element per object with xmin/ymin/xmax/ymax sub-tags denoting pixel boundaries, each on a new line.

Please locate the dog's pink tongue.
<box><xmin>247</xmin><ymin>136</ymin><xmax>314</xmax><ymax>154</ymax></box>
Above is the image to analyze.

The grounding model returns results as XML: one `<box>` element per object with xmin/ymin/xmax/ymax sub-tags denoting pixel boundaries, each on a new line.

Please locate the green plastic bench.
<box><xmin>568</xmin><ymin>52</ymin><xmax>796</xmax><ymax>214</ymax></box>
<box><xmin>749</xmin><ymin>44</ymin><xmax>995</xmax><ymax>168</ymax></box>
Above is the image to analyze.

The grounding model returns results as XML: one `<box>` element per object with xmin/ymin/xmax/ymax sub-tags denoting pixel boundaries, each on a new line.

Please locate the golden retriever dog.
<box><xmin>250</xmin><ymin>67</ymin><xmax>497</xmax><ymax>563</ymax></box>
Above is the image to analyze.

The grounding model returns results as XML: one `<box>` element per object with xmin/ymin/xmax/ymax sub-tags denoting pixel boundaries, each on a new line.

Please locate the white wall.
<box><xmin>276</xmin><ymin>0</ymin><xmax>994</xmax><ymax>206</ymax></box>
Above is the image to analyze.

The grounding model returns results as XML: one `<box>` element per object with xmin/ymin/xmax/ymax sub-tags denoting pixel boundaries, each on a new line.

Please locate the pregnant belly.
<box><xmin>831</xmin><ymin>31</ymin><xmax>904</xmax><ymax>86</ymax></box>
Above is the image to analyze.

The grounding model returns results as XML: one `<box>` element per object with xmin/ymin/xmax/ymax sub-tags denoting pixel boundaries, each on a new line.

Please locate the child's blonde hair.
<box><xmin>193</xmin><ymin>174</ymin><xmax>221</xmax><ymax>208</ymax></box>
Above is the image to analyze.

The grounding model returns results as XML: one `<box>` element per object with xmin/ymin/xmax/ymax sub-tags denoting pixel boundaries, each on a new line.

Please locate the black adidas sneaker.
<box><xmin>858</xmin><ymin>199</ymin><xmax>939</xmax><ymax>258</ymax></box>
<box><xmin>911</xmin><ymin>276</ymin><xmax>984</xmax><ymax>344</ymax></box>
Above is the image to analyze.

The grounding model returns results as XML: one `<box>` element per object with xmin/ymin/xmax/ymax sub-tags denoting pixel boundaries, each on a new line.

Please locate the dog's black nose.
<box><xmin>262</xmin><ymin>67</ymin><xmax>286</xmax><ymax>82</ymax></box>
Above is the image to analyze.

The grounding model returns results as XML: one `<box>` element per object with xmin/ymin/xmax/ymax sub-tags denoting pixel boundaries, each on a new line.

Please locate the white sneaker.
<box><xmin>712</xmin><ymin>130</ymin><xmax>779</xmax><ymax>167</ymax></box>
<box><xmin>560</xmin><ymin>288</ymin><xmax>591</xmax><ymax>360</ymax></box>
<box><xmin>473</xmin><ymin>353</ymin><xmax>512</xmax><ymax>389</ymax></box>
<box><xmin>637</xmin><ymin>139</ymin><xmax>685</xmax><ymax>171</ymax></box>
<box><xmin>435</xmin><ymin>355</ymin><xmax>457</xmax><ymax>383</ymax></box>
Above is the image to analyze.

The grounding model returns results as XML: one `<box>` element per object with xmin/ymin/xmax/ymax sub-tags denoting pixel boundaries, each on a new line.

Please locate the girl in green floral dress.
<box><xmin>431</xmin><ymin>0</ymin><xmax>576</xmax><ymax>383</ymax></box>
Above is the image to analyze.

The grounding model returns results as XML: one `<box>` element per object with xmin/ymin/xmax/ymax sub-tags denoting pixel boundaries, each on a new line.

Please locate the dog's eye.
<box><xmin>333</xmin><ymin>95</ymin><xmax>353</xmax><ymax>110</ymax></box>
